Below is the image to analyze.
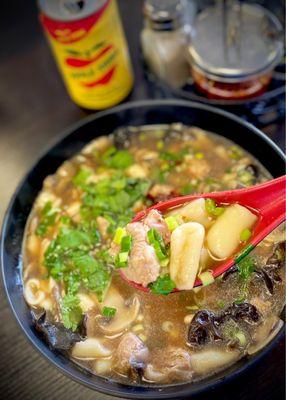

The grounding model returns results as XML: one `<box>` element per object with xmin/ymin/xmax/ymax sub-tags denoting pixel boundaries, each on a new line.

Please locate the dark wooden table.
<box><xmin>0</xmin><ymin>1</ymin><xmax>284</xmax><ymax>399</ymax></box>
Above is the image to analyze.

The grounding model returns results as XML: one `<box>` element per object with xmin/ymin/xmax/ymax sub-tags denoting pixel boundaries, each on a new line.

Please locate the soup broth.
<box><xmin>23</xmin><ymin>124</ymin><xmax>285</xmax><ymax>385</ymax></box>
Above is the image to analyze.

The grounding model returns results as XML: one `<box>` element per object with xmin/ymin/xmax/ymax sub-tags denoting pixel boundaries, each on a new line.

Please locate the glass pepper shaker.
<box><xmin>141</xmin><ymin>0</ymin><xmax>190</xmax><ymax>88</ymax></box>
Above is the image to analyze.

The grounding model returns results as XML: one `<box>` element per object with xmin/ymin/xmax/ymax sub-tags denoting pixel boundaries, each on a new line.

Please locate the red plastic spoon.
<box><xmin>120</xmin><ymin>175</ymin><xmax>286</xmax><ymax>292</ymax></box>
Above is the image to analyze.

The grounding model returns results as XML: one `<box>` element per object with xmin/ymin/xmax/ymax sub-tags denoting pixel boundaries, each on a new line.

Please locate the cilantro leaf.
<box><xmin>102</xmin><ymin>306</ymin><xmax>117</xmax><ymax>318</ymax></box>
<box><xmin>36</xmin><ymin>201</ymin><xmax>58</xmax><ymax>237</ymax></box>
<box><xmin>237</xmin><ymin>256</ymin><xmax>255</xmax><ymax>281</ymax></box>
<box><xmin>102</xmin><ymin>147</ymin><xmax>134</xmax><ymax>169</ymax></box>
<box><xmin>73</xmin><ymin>168</ymin><xmax>91</xmax><ymax>188</ymax></box>
<box><xmin>61</xmin><ymin>293</ymin><xmax>82</xmax><ymax>331</ymax></box>
<box><xmin>149</xmin><ymin>274</ymin><xmax>175</xmax><ymax>295</ymax></box>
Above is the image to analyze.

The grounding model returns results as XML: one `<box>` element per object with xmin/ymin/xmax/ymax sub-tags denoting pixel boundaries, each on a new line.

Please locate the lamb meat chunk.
<box><xmin>113</xmin><ymin>333</ymin><xmax>149</xmax><ymax>377</ymax></box>
<box><xmin>122</xmin><ymin>222</ymin><xmax>160</xmax><ymax>287</ymax></box>
<box><xmin>144</xmin><ymin>347</ymin><xmax>192</xmax><ymax>382</ymax></box>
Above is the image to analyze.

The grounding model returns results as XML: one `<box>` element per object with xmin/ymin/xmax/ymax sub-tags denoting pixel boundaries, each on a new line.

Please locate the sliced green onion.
<box><xmin>212</xmin><ymin>206</ymin><xmax>225</xmax><ymax>216</ymax></box>
<box><xmin>198</xmin><ymin>271</ymin><xmax>214</xmax><ymax>286</ymax></box>
<box><xmin>186</xmin><ymin>305</ymin><xmax>199</xmax><ymax>311</ymax></box>
<box><xmin>156</xmin><ymin>140</ymin><xmax>164</xmax><ymax>150</ymax></box>
<box><xmin>147</xmin><ymin>228</ymin><xmax>168</xmax><ymax>262</ymax></box>
<box><xmin>240</xmin><ymin>228</ymin><xmax>252</xmax><ymax>242</ymax></box>
<box><xmin>229</xmin><ymin>146</ymin><xmax>243</xmax><ymax>160</ymax></box>
<box><xmin>234</xmin><ymin>331</ymin><xmax>247</xmax><ymax>346</ymax></box>
<box><xmin>164</xmin><ymin>216</ymin><xmax>179</xmax><ymax>232</ymax></box>
<box><xmin>194</xmin><ymin>152</ymin><xmax>204</xmax><ymax>159</ymax></box>
<box><xmin>118</xmin><ymin>252</ymin><xmax>129</xmax><ymax>263</ymax></box>
<box><xmin>120</xmin><ymin>235</ymin><xmax>132</xmax><ymax>252</ymax></box>
<box><xmin>160</xmin><ymin>257</ymin><xmax>169</xmax><ymax>267</ymax></box>
<box><xmin>113</xmin><ymin>227</ymin><xmax>126</xmax><ymax>245</ymax></box>
<box><xmin>205</xmin><ymin>198</ymin><xmax>216</xmax><ymax>214</ymax></box>
<box><xmin>205</xmin><ymin>198</ymin><xmax>225</xmax><ymax>217</ymax></box>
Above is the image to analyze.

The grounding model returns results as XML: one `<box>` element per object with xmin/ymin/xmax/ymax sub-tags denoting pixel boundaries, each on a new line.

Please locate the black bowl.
<box><xmin>1</xmin><ymin>100</ymin><xmax>285</xmax><ymax>399</ymax></box>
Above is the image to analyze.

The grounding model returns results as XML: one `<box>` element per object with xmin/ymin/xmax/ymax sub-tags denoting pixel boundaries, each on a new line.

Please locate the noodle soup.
<box><xmin>23</xmin><ymin>124</ymin><xmax>285</xmax><ymax>384</ymax></box>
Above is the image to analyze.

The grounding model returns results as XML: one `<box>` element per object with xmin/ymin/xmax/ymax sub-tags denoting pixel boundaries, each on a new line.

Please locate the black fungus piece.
<box><xmin>267</xmin><ymin>242</ymin><xmax>285</xmax><ymax>267</ymax></box>
<box><xmin>187</xmin><ymin>310</ymin><xmax>223</xmax><ymax>347</ymax></box>
<box><xmin>222</xmin><ymin>264</ymin><xmax>238</xmax><ymax>281</ymax></box>
<box><xmin>187</xmin><ymin>303</ymin><xmax>260</xmax><ymax>347</ymax></box>
<box><xmin>33</xmin><ymin>311</ymin><xmax>82</xmax><ymax>351</ymax></box>
<box><xmin>224</xmin><ymin>303</ymin><xmax>260</xmax><ymax>325</ymax></box>
<box><xmin>255</xmin><ymin>269</ymin><xmax>274</xmax><ymax>295</ymax></box>
<box><xmin>113</xmin><ymin>127</ymin><xmax>134</xmax><ymax>149</ymax></box>
<box><xmin>254</xmin><ymin>241</ymin><xmax>285</xmax><ymax>294</ymax></box>
<box><xmin>245</xmin><ymin>164</ymin><xmax>259</xmax><ymax>179</ymax></box>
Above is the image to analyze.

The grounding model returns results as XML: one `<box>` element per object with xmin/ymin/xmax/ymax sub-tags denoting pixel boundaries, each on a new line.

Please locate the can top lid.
<box><xmin>188</xmin><ymin>3</ymin><xmax>283</xmax><ymax>81</ymax></box>
<box><xmin>38</xmin><ymin>0</ymin><xmax>107</xmax><ymax>21</ymax></box>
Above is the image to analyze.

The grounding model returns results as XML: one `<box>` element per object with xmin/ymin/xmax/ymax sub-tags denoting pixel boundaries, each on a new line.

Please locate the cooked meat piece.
<box><xmin>144</xmin><ymin>209</ymin><xmax>171</xmax><ymax>244</ymax></box>
<box><xmin>144</xmin><ymin>347</ymin><xmax>192</xmax><ymax>382</ymax></box>
<box><xmin>113</xmin><ymin>333</ymin><xmax>149</xmax><ymax>376</ymax></box>
<box><xmin>122</xmin><ymin>222</ymin><xmax>160</xmax><ymax>286</ymax></box>
<box><xmin>127</xmin><ymin>222</ymin><xmax>148</xmax><ymax>242</ymax></box>
<box><xmin>148</xmin><ymin>184</ymin><xmax>176</xmax><ymax>203</ymax></box>
<box><xmin>187</xmin><ymin>159</ymin><xmax>210</xmax><ymax>179</ymax></box>
<box><xmin>124</xmin><ymin>242</ymin><xmax>160</xmax><ymax>286</ymax></box>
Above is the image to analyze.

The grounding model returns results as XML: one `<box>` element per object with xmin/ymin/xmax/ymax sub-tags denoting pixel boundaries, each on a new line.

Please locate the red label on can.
<box><xmin>40</xmin><ymin>0</ymin><xmax>111</xmax><ymax>44</ymax></box>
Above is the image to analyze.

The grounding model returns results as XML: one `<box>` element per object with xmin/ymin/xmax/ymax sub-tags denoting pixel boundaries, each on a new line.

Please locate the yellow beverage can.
<box><xmin>39</xmin><ymin>0</ymin><xmax>134</xmax><ymax>109</ymax></box>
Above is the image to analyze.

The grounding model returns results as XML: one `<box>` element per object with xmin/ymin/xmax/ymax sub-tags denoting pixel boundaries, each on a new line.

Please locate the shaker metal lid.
<box><xmin>143</xmin><ymin>0</ymin><xmax>186</xmax><ymax>30</ymax></box>
<box><xmin>188</xmin><ymin>3</ymin><xmax>283</xmax><ymax>81</ymax></box>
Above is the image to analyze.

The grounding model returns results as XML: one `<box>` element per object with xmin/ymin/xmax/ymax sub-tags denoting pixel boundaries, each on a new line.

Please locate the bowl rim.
<box><xmin>1</xmin><ymin>99</ymin><xmax>285</xmax><ymax>399</ymax></box>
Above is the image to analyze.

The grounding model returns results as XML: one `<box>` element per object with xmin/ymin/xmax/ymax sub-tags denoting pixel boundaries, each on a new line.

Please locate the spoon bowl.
<box><xmin>120</xmin><ymin>175</ymin><xmax>286</xmax><ymax>292</ymax></box>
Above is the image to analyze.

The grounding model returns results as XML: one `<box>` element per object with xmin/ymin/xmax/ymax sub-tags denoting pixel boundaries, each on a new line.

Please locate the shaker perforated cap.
<box><xmin>143</xmin><ymin>0</ymin><xmax>186</xmax><ymax>30</ymax></box>
<box><xmin>189</xmin><ymin>3</ymin><xmax>283</xmax><ymax>82</ymax></box>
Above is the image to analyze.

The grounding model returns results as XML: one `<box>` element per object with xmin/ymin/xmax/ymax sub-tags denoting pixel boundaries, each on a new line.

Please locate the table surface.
<box><xmin>0</xmin><ymin>1</ymin><xmax>285</xmax><ymax>399</ymax></box>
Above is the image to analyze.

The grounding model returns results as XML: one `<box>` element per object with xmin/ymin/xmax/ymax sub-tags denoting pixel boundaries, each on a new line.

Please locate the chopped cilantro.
<box><xmin>61</xmin><ymin>293</ymin><xmax>82</xmax><ymax>331</ymax></box>
<box><xmin>44</xmin><ymin>224</ymin><xmax>111</xmax><ymax>306</ymax></box>
<box><xmin>73</xmin><ymin>168</ymin><xmax>91</xmax><ymax>188</ymax></box>
<box><xmin>102</xmin><ymin>306</ymin><xmax>117</xmax><ymax>318</ymax></box>
<box><xmin>36</xmin><ymin>201</ymin><xmax>58</xmax><ymax>237</ymax></box>
<box><xmin>237</xmin><ymin>256</ymin><xmax>255</xmax><ymax>281</ymax></box>
<box><xmin>102</xmin><ymin>147</ymin><xmax>134</xmax><ymax>169</ymax></box>
<box><xmin>149</xmin><ymin>274</ymin><xmax>175</xmax><ymax>295</ymax></box>
<box><xmin>159</xmin><ymin>147</ymin><xmax>189</xmax><ymax>163</ymax></box>
<box><xmin>234</xmin><ymin>295</ymin><xmax>247</xmax><ymax>304</ymax></box>
<box><xmin>217</xmin><ymin>300</ymin><xmax>226</xmax><ymax>309</ymax></box>
<box><xmin>79</xmin><ymin>174</ymin><xmax>150</xmax><ymax>233</ymax></box>
<box><xmin>180</xmin><ymin>181</ymin><xmax>199</xmax><ymax>195</ymax></box>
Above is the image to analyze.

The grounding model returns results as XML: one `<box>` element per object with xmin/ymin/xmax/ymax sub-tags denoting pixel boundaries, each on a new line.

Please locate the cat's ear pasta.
<box><xmin>170</xmin><ymin>222</ymin><xmax>205</xmax><ymax>290</ymax></box>
<box><xmin>207</xmin><ymin>204</ymin><xmax>257</xmax><ymax>259</ymax></box>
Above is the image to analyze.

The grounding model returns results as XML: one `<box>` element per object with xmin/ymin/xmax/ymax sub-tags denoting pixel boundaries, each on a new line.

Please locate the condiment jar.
<box><xmin>187</xmin><ymin>2</ymin><xmax>283</xmax><ymax>100</ymax></box>
<box><xmin>141</xmin><ymin>0</ymin><xmax>190</xmax><ymax>88</ymax></box>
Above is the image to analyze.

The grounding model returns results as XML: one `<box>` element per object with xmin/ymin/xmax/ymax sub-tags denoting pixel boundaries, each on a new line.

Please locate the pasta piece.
<box><xmin>207</xmin><ymin>204</ymin><xmax>257</xmax><ymax>259</ymax></box>
<box><xmin>170</xmin><ymin>222</ymin><xmax>205</xmax><ymax>290</ymax></box>
<box><xmin>72</xmin><ymin>338</ymin><xmax>112</xmax><ymax>359</ymax></box>
<box><xmin>191</xmin><ymin>349</ymin><xmax>239</xmax><ymax>374</ymax></box>
<box><xmin>167</xmin><ymin>199</ymin><xmax>212</xmax><ymax>228</ymax></box>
